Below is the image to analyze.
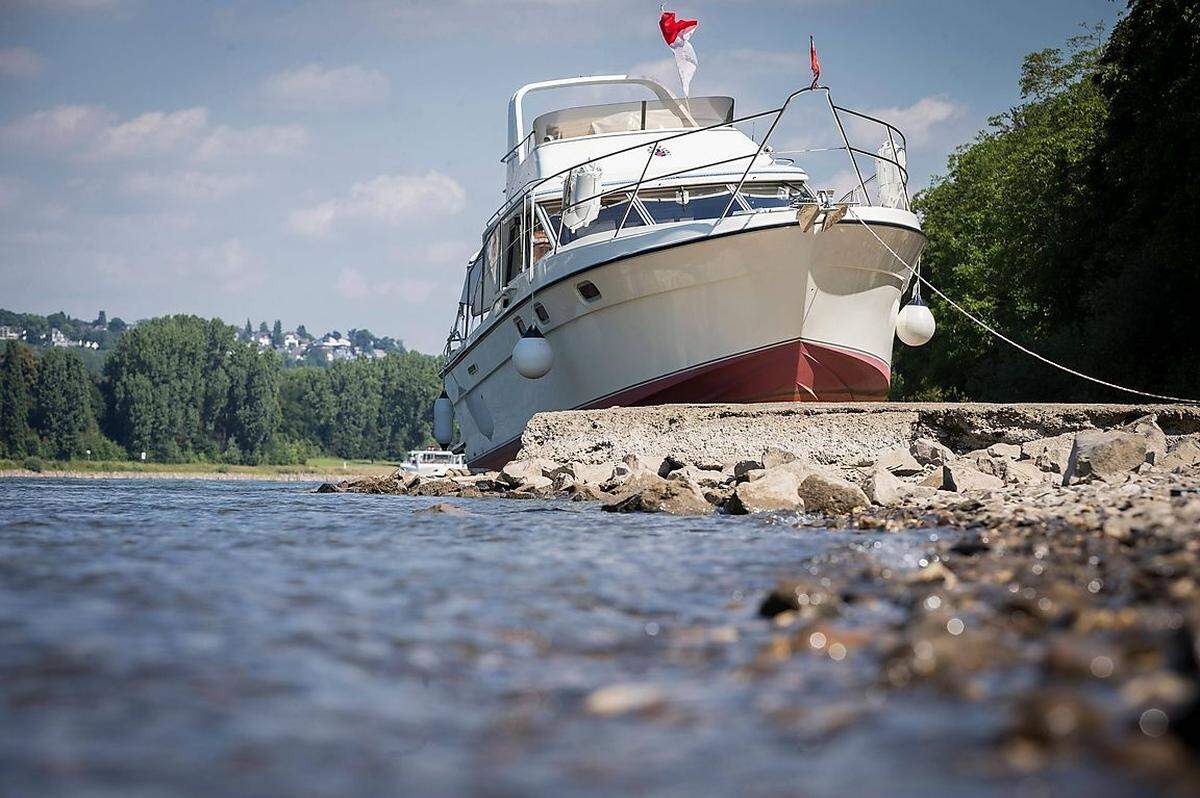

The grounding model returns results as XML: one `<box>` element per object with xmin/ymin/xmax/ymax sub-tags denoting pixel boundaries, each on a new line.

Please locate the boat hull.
<box><xmin>444</xmin><ymin>214</ymin><xmax>925</xmax><ymax>469</ymax></box>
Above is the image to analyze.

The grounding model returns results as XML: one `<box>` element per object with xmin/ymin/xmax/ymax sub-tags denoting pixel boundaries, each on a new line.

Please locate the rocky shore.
<box><xmin>319</xmin><ymin>404</ymin><xmax>1200</xmax><ymax>787</ymax></box>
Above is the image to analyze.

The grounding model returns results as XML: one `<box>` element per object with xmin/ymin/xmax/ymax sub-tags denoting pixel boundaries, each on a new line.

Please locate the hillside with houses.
<box><xmin>0</xmin><ymin>309</ymin><xmax>410</xmax><ymax>366</ymax></box>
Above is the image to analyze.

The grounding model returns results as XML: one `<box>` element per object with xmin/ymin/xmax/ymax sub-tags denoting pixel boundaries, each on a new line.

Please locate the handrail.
<box><xmin>485</xmin><ymin>102</ymin><xmax>789</xmax><ymax>232</ymax></box>
<box><xmin>500</xmin><ymin>130</ymin><xmax>535</xmax><ymax>165</ymax></box>
<box><xmin>717</xmin><ymin>85</ymin><xmax>820</xmax><ymax>223</ymax></box>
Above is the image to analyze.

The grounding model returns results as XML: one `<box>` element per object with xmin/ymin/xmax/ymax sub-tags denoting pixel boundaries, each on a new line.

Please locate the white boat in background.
<box><xmin>438</xmin><ymin>75</ymin><xmax>928</xmax><ymax>469</ymax></box>
<box><xmin>400</xmin><ymin>449</ymin><xmax>466</xmax><ymax>478</ymax></box>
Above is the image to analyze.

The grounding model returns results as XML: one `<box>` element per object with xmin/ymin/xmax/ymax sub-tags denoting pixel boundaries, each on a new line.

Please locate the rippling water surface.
<box><xmin>0</xmin><ymin>479</ymin><xmax>1147</xmax><ymax>797</ymax></box>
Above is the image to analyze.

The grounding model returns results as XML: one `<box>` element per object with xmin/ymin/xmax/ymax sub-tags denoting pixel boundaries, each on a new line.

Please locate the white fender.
<box><xmin>896</xmin><ymin>295</ymin><xmax>936</xmax><ymax>347</ymax></box>
<box><xmin>562</xmin><ymin>164</ymin><xmax>603</xmax><ymax>232</ymax></box>
<box><xmin>512</xmin><ymin>326</ymin><xmax>554</xmax><ymax>379</ymax></box>
<box><xmin>433</xmin><ymin>390</ymin><xmax>454</xmax><ymax>447</ymax></box>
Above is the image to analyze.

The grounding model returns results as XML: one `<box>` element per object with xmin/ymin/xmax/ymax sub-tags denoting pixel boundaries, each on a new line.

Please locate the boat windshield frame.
<box><xmin>530</xmin><ymin>97</ymin><xmax>734</xmax><ymax>147</ymax></box>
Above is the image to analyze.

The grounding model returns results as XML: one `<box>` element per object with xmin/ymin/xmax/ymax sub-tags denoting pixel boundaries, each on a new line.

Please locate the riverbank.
<box><xmin>318</xmin><ymin>402</ymin><xmax>1200</xmax><ymax>788</ymax></box>
<box><xmin>0</xmin><ymin>457</ymin><xmax>398</xmax><ymax>481</ymax></box>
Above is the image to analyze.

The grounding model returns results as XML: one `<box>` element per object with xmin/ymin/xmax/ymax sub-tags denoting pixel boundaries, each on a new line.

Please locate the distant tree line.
<box><xmin>0</xmin><ymin>315</ymin><xmax>442</xmax><ymax>464</ymax></box>
<box><xmin>893</xmin><ymin>0</ymin><xmax>1200</xmax><ymax>402</ymax></box>
<box><xmin>0</xmin><ymin>308</ymin><xmax>127</xmax><ymax>350</ymax></box>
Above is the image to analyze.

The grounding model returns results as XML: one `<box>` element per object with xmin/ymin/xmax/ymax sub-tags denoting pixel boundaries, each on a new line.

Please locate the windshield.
<box><xmin>533</xmin><ymin>97</ymin><xmax>734</xmax><ymax>144</ymax></box>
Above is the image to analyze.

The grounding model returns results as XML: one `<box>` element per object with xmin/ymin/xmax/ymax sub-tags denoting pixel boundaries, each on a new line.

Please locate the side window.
<box><xmin>531</xmin><ymin>210</ymin><xmax>552</xmax><ymax>266</ymax></box>
<box><xmin>740</xmin><ymin>182</ymin><xmax>812</xmax><ymax>210</ymax></box>
<box><xmin>639</xmin><ymin>185</ymin><xmax>736</xmax><ymax>223</ymax></box>
<box><xmin>501</xmin><ymin>212</ymin><xmax>525</xmax><ymax>286</ymax></box>
<box><xmin>545</xmin><ymin>193</ymin><xmax>643</xmax><ymax>247</ymax></box>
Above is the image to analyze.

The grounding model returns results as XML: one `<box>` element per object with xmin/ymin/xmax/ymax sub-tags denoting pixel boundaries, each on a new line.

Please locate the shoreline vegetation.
<box><xmin>0</xmin><ymin>457</ymin><xmax>399</xmax><ymax>481</ymax></box>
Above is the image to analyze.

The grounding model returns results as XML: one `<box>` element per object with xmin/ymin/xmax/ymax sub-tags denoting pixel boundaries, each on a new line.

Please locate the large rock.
<box><xmin>666</xmin><ymin>465</ymin><xmax>728</xmax><ymax>487</ymax></box>
<box><xmin>761</xmin><ymin>447</ymin><xmax>798</xmax><ymax>469</ymax></box>
<box><xmin>1001</xmin><ymin>458</ymin><xmax>1051</xmax><ymax>486</ymax></box>
<box><xmin>499</xmin><ymin>458</ymin><xmax>560</xmax><ymax>487</ymax></box>
<box><xmin>911</xmin><ymin>437</ymin><xmax>955</xmax><ymax>466</ymax></box>
<box><xmin>864</xmin><ymin>466</ymin><xmax>911</xmax><ymax>506</ymax></box>
<box><xmin>622</xmin><ymin>453</ymin><xmax>663</xmax><ymax>477</ymax></box>
<box><xmin>413</xmin><ymin>478</ymin><xmax>459</xmax><ymax>496</ymax></box>
<box><xmin>797</xmin><ymin>473</ymin><xmax>870</xmax><ymax>514</ymax></box>
<box><xmin>725</xmin><ymin>469</ymin><xmax>803</xmax><ymax>514</ymax></box>
<box><xmin>941</xmin><ymin>462</ymin><xmax>1004</xmax><ymax>492</ymax></box>
<box><xmin>1122</xmin><ymin>414</ymin><xmax>1167</xmax><ymax>464</ymax></box>
<box><xmin>568</xmin><ymin>483</ymin><xmax>606</xmax><ymax>502</ymax></box>
<box><xmin>1020</xmin><ymin>434</ymin><xmax>1077</xmax><ymax>474</ymax></box>
<box><xmin>1063</xmin><ymin>430</ymin><xmax>1149</xmax><ymax>484</ymax></box>
<box><xmin>960</xmin><ymin>450</ymin><xmax>1006</xmax><ymax>478</ymax></box>
<box><xmin>732</xmin><ymin>458</ymin><xmax>764</xmax><ymax>479</ymax></box>
<box><xmin>987</xmin><ymin>442</ymin><xmax>1022</xmax><ymax>460</ymax></box>
<box><xmin>1161</xmin><ymin>435</ymin><xmax>1200</xmax><ymax>471</ymax></box>
<box><xmin>556</xmin><ymin>461</ymin><xmax>616</xmax><ymax>486</ymax></box>
<box><xmin>875</xmin><ymin>447</ymin><xmax>924</xmax><ymax>476</ymax></box>
<box><xmin>601</xmin><ymin>474</ymin><xmax>713</xmax><ymax>516</ymax></box>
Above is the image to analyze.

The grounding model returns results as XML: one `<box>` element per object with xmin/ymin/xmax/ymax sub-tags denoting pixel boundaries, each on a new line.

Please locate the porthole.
<box><xmin>467</xmin><ymin>363</ymin><xmax>478</xmax><ymax>376</ymax></box>
<box><xmin>534</xmin><ymin>303</ymin><xmax>550</xmax><ymax>324</ymax></box>
<box><xmin>577</xmin><ymin>281</ymin><xmax>602</xmax><ymax>302</ymax></box>
<box><xmin>514</xmin><ymin>317</ymin><xmax>527</xmax><ymax>335</ymax></box>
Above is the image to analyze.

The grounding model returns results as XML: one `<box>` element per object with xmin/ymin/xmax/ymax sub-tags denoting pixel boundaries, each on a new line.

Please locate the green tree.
<box><xmin>893</xmin><ymin>27</ymin><xmax>1108</xmax><ymax>400</ymax></box>
<box><xmin>32</xmin><ymin>348</ymin><xmax>97</xmax><ymax>459</ymax></box>
<box><xmin>271</xmin><ymin>319</ymin><xmax>284</xmax><ymax>348</ymax></box>
<box><xmin>1070</xmin><ymin>0</ymin><xmax>1200</xmax><ymax>398</ymax></box>
<box><xmin>0</xmin><ymin>340</ymin><xmax>37</xmax><ymax>457</ymax></box>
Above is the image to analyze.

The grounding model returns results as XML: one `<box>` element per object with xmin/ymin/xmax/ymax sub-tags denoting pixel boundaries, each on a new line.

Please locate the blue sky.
<box><xmin>0</xmin><ymin>0</ymin><xmax>1121</xmax><ymax>353</ymax></box>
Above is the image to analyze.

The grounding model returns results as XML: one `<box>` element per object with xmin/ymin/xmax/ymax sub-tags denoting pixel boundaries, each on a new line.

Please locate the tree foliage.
<box><xmin>895</xmin><ymin>3</ymin><xmax>1200</xmax><ymax>402</ymax></box>
<box><xmin>0</xmin><ymin>341</ymin><xmax>37</xmax><ymax>457</ymax></box>
<box><xmin>893</xmin><ymin>27</ymin><xmax>1107</xmax><ymax>400</ymax></box>
<box><xmin>32</xmin><ymin>348</ymin><xmax>97</xmax><ymax>459</ymax></box>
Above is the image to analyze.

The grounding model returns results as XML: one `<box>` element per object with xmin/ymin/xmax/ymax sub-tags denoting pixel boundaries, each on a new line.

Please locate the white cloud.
<box><xmin>194</xmin><ymin>124</ymin><xmax>309</xmax><ymax>160</ymax></box>
<box><xmin>88</xmin><ymin>107</ymin><xmax>209</xmax><ymax>160</ymax></box>
<box><xmin>858</xmin><ymin>95</ymin><xmax>965</xmax><ymax>147</ymax></box>
<box><xmin>1</xmin><ymin>104</ymin><xmax>114</xmax><ymax>150</ymax></box>
<box><xmin>261</xmin><ymin>64</ymin><xmax>389</xmax><ymax>110</ymax></box>
<box><xmin>290</xmin><ymin>171</ymin><xmax>466</xmax><ymax>237</ymax></box>
<box><xmin>120</xmin><ymin>171</ymin><xmax>255</xmax><ymax>202</ymax></box>
<box><xmin>5</xmin><ymin>102</ymin><xmax>309</xmax><ymax>163</ymax></box>
<box><xmin>0</xmin><ymin>47</ymin><xmax>46</xmax><ymax>78</ymax></box>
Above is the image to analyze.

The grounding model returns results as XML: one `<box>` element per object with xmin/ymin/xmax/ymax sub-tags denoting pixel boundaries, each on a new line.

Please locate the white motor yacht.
<box><xmin>439</xmin><ymin>75</ymin><xmax>926</xmax><ymax>469</ymax></box>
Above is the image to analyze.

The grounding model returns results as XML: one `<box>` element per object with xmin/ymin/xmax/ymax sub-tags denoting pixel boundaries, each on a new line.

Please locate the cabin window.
<box><xmin>739</xmin><ymin>181</ymin><xmax>813</xmax><ymax>211</ymax></box>
<box><xmin>514</xmin><ymin>317</ymin><xmax>527</xmax><ymax>335</ymax></box>
<box><xmin>544</xmin><ymin>193</ymin><xmax>644</xmax><ymax>247</ymax></box>
<box><xmin>577</xmin><ymin>281</ymin><xmax>602</xmax><ymax>302</ymax></box>
<box><xmin>534</xmin><ymin>303</ymin><xmax>550</xmax><ymax>324</ymax></box>
<box><xmin>531</xmin><ymin>209</ymin><xmax>553</xmax><ymax>266</ymax></box>
<box><xmin>501</xmin><ymin>212</ymin><xmax>526</xmax><ymax>286</ymax></box>
<box><xmin>638</xmin><ymin>185</ymin><xmax>737</xmax><ymax>223</ymax></box>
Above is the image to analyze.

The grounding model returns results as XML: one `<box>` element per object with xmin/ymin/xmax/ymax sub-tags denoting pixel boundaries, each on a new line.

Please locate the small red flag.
<box><xmin>810</xmin><ymin>35</ymin><xmax>821</xmax><ymax>89</ymax></box>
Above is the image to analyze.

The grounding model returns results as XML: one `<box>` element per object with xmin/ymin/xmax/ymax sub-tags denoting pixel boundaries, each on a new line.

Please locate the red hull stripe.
<box><xmin>467</xmin><ymin>338</ymin><xmax>890</xmax><ymax>470</ymax></box>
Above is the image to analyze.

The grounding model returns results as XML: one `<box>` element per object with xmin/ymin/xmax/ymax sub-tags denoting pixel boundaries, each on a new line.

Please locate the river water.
<box><xmin>0</xmin><ymin>479</ymin><xmax>1156</xmax><ymax>797</ymax></box>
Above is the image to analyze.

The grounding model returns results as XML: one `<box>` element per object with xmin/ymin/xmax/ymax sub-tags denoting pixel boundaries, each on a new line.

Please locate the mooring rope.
<box><xmin>846</xmin><ymin>208</ymin><xmax>1200</xmax><ymax>405</ymax></box>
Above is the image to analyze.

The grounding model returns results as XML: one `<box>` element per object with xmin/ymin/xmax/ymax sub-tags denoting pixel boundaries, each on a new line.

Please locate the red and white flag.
<box><xmin>809</xmin><ymin>35</ymin><xmax>821</xmax><ymax>89</ymax></box>
<box><xmin>659</xmin><ymin>10</ymin><xmax>699</xmax><ymax>97</ymax></box>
